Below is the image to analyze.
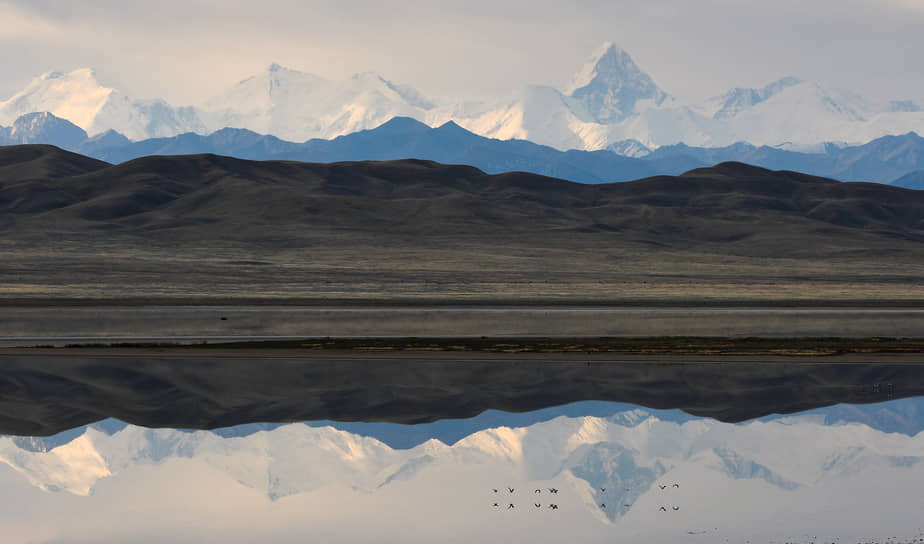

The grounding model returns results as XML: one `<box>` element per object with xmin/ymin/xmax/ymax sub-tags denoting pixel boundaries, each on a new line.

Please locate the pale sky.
<box><xmin>1</xmin><ymin>0</ymin><xmax>923</xmax><ymax>106</ymax></box>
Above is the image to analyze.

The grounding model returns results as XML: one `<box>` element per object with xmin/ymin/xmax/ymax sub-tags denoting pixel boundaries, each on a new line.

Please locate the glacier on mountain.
<box><xmin>0</xmin><ymin>69</ymin><xmax>206</xmax><ymax>140</ymax></box>
<box><xmin>199</xmin><ymin>64</ymin><xmax>436</xmax><ymax>142</ymax></box>
<box><xmin>2</xmin><ymin>44</ymin><xmax>923</xmax><ymax>151</ymax></box>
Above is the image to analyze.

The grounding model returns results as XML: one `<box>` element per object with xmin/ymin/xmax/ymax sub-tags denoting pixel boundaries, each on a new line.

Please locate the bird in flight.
<box><xmin>535</xmin><ymin>503</ymin><xmax>542</xmax><ymax>508</ymax></box>
<box><xmin>534</xmin><ymin>489</ymin><xmax>541</xmax><ymax>494</ymax></box>
<box><xmin>548</xmin><ymin>488</ymin><xmax>559</xmax><ymax>494</ymax></box>
<box><xmin>492</xmin><ymin>503</ymin><xmax>499</xmax><ymax>508</ymax></box>
<box><xmin>549</xmin><ymin>504</ymin><xmax>559</xmax><ymax>510</ymax></box>
<box><xmin>508</xmin><ymin>487</ymin><xmax>515</xmax><ymax>493</ymax></box>
<box><xmin>507</xmin><ymin>504</ymin><xmax>515</xmax><ymax>509</ymax></box>
<box><xmin>659</xmin><ymin>484</ymin><xmax>667</xmax><ymax>490</ymax></box>
<box><xmin>600</xmin><ymin>487</ymin><xmax>606</xmax><ymax>492</ymax></box>
<box><xmin>601</xmin><ymin>503</ymin><xmax>606</xmax><ymax>509</ymax></box>
<box><xmin>492</xmin><ymin>489</ymin><xmax>498</xmax><ymax>493</ymax></box>
<box><xmin>659</xmin><ymin>506</ymin><xmax>667</xmax><ymax>512</ymax></box>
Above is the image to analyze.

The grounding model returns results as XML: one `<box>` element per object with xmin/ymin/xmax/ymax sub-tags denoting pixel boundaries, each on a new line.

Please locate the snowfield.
<box><xmin>3</xmin><ymin>43</ymin><xmax>922</xmax><ymax>151</ymax></box>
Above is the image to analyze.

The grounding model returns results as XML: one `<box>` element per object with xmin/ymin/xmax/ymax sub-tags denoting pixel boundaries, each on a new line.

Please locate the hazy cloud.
<box><xmin>0</xmin><ymin>2</ymin><xmax>58</xmax><ymax>39</ymax></box>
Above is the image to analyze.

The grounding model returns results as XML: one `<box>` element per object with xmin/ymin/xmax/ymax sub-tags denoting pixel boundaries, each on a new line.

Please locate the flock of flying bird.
<box><xmin>491</xmin><ymin>482</ymin><xmax>681</xmax><ymax>512</ymax></box>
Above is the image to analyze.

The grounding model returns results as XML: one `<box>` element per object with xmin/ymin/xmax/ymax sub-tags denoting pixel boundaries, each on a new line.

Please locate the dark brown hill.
<box><xmin>2</xmin><ymin>152</ymin><xmax>923</xmax><ymax>241</ymax></box>
<box><xmin>1</xmin><ymin>146</ymin><xmax>923</xmax><ymax>303</ymax></box>
<box><xmin>0</xmin><ymin>144</ymin><xmax>110</xmax><ymax>183</ymax></box>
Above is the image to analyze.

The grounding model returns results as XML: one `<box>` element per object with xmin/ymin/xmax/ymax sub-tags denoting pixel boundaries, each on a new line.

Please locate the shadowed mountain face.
<box><xmin>646</xmin><ymin>132</ymin><xmax>924</xmax><ymax>185</ymax></box>
<box><xmin>1</xmin><ymin>146</ymin><xmax>922</xmax><ymax>248</ymax></box>
<box><xmin>6</xmin><ymin>112</ymin><xmax>924</xmax><ymax>186</ymax></box>
<box><xmin>0</xmin><ymin>112</ymin><xmax>89</xmax><ymax>150</ymax></box>
<box><xmin>893</xmin><ymin>170</ymin><xmax>924</xmax><ymax>190</ymax></box>
<box><xmin>71</xmin><ymin>122</ymin><xmax>924</xmax><ymax>186</ymax></box>
<box><xmin>84</xmin><ymin>116</ymin><xmax>662</xmax><ymax>183</ymax></box>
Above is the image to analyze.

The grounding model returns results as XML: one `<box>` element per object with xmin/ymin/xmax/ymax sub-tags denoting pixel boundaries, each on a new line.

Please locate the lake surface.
<box><xmin>2</xmin><ymin>309</ymin><xmax>923</xmax><ymax>542</ymax></box>
<box><xmin>3</xmin><ymin>306</ymin><xmax>924</xmax><ymax>345</ymax></box>
<box><xmin>2</xmin><ymin>397</ymin><xmax>924</xmax><ymax>544</ymax></box>
<box><xmin>0</xmin><ymin>353</ymin><xmax>921</xmax><ymax>435</ymax></box>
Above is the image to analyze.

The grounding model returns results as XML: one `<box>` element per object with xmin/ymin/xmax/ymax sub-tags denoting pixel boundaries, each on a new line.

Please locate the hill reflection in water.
<box><xmin>0</xmin><ymin>352</ymin><xmax>922</xmax><ymax>436</ymax></box>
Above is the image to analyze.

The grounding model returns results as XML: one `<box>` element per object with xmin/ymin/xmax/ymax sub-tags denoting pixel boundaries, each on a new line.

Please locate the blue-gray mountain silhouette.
<box><xmin>3</xmin><ymin>113</ymin><xmax>924</xmax><ymax>186</ymax></box>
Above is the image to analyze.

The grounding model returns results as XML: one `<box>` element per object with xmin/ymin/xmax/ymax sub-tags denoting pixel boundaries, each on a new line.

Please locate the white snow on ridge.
<box><xmin>3</xmin><ymin>44</ymin><xmax>923</xmax><ymax>151</ymax></box>
<box><xmin>200</xmin><ymin>64</ymin><xmax>436</xmax><ymax>142</ymax></box>
<box><xmin>0</xmin><ymin>68</ymin><xmax>206</xmax><ymax>140</ymax></box>
<box><xmin>0</xmin><ymin>69</ymin><xmax>112</xmax><ymax>131</ymax></box>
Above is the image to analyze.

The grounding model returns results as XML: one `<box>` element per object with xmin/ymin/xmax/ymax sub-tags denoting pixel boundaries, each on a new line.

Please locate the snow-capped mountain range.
<box><xmin>2</xmin><ymin>43</ymin><xmax>921</xmax><ymax>150</ymax></box>
<box><xmin>1</xmin><ymin>409</ymin><xmax>923</xmax><ymax>543</ymax></box>
<box><xmin>0</xmin><ymin>68</ymin><xmax>205</xmax><ymax>141</ymax></box>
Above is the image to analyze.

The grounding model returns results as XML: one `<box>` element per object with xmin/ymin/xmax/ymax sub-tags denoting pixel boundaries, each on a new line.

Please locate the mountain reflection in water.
<box><xmin>1</xmin><ymin>353</ymin><xmax>923</xmax><ymax>436</ymax></box>
<box><xmin>2</xmin><ymin>351</ymin><xmax>924</xmax><ymax>542</ymax></box>
<box><xmin>2</xmin><ymin>399</ymin><xmax>924</xmax><ymax>544</ymax></box>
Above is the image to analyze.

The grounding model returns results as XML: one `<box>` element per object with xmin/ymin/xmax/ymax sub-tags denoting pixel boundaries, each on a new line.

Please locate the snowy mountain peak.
<box><xmin>710</xmin><ymin>76</ymin><xmax>804</xmax><ymax>119</ymax></box>
<box><xmin>0</xmin><ymin>68</ymin><xmax>207</xmax><ymax>140</ymax></box>
<box><xmin>0</xmin><ymin>68</ymin><xmax>113</xmax><ymax>130</ymax></box>
<box><xmin>13</xmin><ymin>110</ymin><xmax>58</xmax><ymax>129</ymax></box>
<box><xmin>768</xmin><ymin>76</ymin><xmax>803</xmax><ymax>90</ymax></box>
<box><xmin>4</xmin><ymin>45</ymin><xmax>924</xmax><ymax>152</ymax></box>
<box><xmin>263</xmin><ymin>62</ymin><xmax>321</xmax><ymax>78</ymax></box>
<box><xmin>225</xmin><ymin>63</ymin><xmax>328</xmax><ymax>97</ymax></box>
<box><xmin>3</xmin><ymin>111</ymin><xmax>87</xmax><ymax>150</ymax></box>
<box><xmin>347</xmin><ymin>72</ymin><xmax>436</xmax><ymax>110</ymax></box>
<box><xmin>201</xmin><ymin>64</ymin><xmax>435</xmax><ymax>141</ymax></box>
<box><xmin>39</xmin><ymin>68</ymin><xmax>98</xmax><ymax>82</ymax></box>
<box><xmin>40</xmin><ymin>71</ymin><xmax>66</xmax><ymax>81</ymax></box>
<box><xmin>351</xmin><ymin>71</ymin><xmax>384</xmax><ymax>82</ymax></box>
<box><xmin>567</xmin><ymin>42</ymin><xmax>630</xmax><ymax>90</ymax></box>
<box><xmin>607</xmin><ymin>138</ymin><xmax>652</xmax><ymax>158</ymax></box>
<box><xmin>565</xmin><ymin>42</ymin><xmax>669</xmax><ymax>124</ymax></box>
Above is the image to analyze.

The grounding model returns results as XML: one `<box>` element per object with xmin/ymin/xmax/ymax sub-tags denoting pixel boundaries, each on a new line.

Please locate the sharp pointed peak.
<box><xmin>566</xmin><ymin>42</ymin><xmax>657</xmax><ymax>94</ymax></box>
<box><xmin>589</xmin><ymin>41</ymin><xmax>631</xmax><ymax>61</ymax></box>
<box><xmin>437</xmin><ymin>120</ymin><xmax>463</xmax><ymax>130</ymax></box>
<box><xmin>38</xmin><ymin>68</ymin><xmax>99</xmax><ymax>81</ymax></box>
<box><xmin>581</xmin><ymin>42</ymin><xmax>641</xmax><ymax>70</ymax></box>
<box><xmin>566</xmin><ymin>42</ymin><xmax>668</xmax><ymax>122</ymax></box>
<box><xmin>12</xmin><ymin>111</ymin><xmax>67</xmax><ymax>126</ymax></box>
<box><xmin>773</xmin><ymin>76</ymin><xmax>803</xmax><ymax>86</ymax></box>
<box><xmin>258</xmin><ymin>62</ymin><xmax>326</xmax><ymax>79</ymax></box>
<box><xmin>351</xmin><ymin>71</ymin><xmax>389</xmax><ymax>84</ymax></box>
<box><xmin>434</xmin><ymin>119</ymin><xmax>476</xmax><ymax>136</ymax></box>
<box><xmin>758</xmin><ymin>76</ymin><xmax>804</xmax><ymax>95</ymax></box>
<box><xmin>231</xmin><ymin>62</ymin><xmax>326</xmax><ymax>88</ymax></box>
<box><xmin>373</xmin><ymin>116</ymin><xmax>430</xmax><ymax>132</ymax></box>
<box><xmin>264</xmin><ymin>62</ymin><xmax>309</xmax><ymax>75</ymax></box>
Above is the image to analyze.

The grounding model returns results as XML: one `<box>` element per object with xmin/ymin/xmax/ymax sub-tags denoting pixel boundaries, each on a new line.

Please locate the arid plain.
<box><xmin>1</xmin><ymin>146</ymin><xmax>923</xmax><ymax>306</ymax></box>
